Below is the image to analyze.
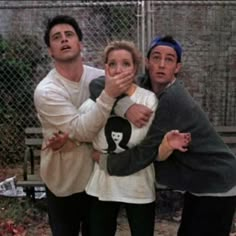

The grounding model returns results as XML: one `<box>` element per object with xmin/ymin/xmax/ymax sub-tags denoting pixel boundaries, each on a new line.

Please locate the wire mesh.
<box><xmin>0</xmin><ymin>1</ymin><xmax>141</xmax><ymax>164</ymax></box>
<box><xmin>0</xmin><ymin>0</ymin><xmax>236</xmax><ymax>164</ymax></box>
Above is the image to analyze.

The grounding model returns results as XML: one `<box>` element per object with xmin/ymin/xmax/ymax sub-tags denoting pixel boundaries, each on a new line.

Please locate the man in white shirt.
<box><xmin>34</xmin><ymin>15</ymin><xmax>138</xmax><ymax>236</ymax></box>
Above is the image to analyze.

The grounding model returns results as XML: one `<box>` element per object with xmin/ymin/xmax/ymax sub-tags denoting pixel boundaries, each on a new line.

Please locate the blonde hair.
<box><xmin>103</xmin><ymin>40</ymin><xmax>142</xmax><ymax>73</ymax></box>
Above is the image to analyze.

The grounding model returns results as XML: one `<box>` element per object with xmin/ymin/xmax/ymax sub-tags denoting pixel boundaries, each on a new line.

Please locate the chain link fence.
<box><xmin>148</xmin><ymin>0</ymin><xmax>236</xmax><ymax>126</ymax></box>
<box><xmin>0</xmin><ymin>0</ymin><xmax>142</xmax><ymax>164</ymax></box>
<box><xmin>0</xmin><ymin>0</ymin><xmax>236</xmax><ymax>164</ymax></box>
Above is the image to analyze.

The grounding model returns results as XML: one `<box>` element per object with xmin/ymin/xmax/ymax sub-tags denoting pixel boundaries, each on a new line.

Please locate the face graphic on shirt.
<box><xmin>104</xmin><ymin>116</ymin><xmax>131</xmax><ymax>154</ymax></box>
<box><xmin>111</xmin><ymin>131</ymin><xmax>123</xmax><ymax>145</ymax></box>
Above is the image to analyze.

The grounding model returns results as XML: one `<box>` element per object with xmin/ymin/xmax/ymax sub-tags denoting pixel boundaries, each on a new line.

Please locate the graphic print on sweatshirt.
<box><xmin>104</xmin><ymin>116</ymin><xmax>131</xmax><ymax>154</ymax></box>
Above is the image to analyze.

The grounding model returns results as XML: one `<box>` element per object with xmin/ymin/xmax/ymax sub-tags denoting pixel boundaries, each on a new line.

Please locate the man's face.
<box><xmin>146</xmin><ymin>45</ymin><xmax>181</xmax><ymax>87</ymax></box>
<box><xmin>48</xmin><ymin>24</ymin><xmax>82</xmax><ymax>62</ymax></box>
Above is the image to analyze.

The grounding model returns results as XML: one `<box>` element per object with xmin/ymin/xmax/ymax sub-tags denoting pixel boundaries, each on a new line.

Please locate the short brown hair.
<box><xmin>44</xmin><ymin>15</ymin><xmax>83</xmax><ymax>47</ymax></box>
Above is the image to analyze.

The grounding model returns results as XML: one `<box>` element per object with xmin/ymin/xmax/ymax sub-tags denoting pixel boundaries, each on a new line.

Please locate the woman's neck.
<box><xmin>126</xmin><ymin>83</ymin><xmax>137</xmax><ymax>96</ymax></box>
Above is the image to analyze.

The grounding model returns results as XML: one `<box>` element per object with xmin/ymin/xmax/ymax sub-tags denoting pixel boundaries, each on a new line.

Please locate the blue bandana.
<box><xmin>147</xmin><ymin>36</ymin><xmax>182</xmax><ymax>62</ymax></box>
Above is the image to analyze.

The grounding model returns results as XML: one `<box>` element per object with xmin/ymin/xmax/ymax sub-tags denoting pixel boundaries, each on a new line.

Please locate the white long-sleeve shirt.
<box><xmin>84</xmin><ymin>86</ymin><xmax>158</xmax><ymax>204</ymax></box>
<box><xmin>34</xmin><ymin>65</ymin><xmax>116</xmax><ymax>196</ymax></box>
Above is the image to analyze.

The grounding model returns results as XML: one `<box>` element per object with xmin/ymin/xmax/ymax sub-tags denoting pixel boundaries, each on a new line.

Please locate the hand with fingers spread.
<box><xmin>166</xmin><ymin>130</ymin><xmax>191</xmax><ymax>152</ymax></box>
<box><xmin>125</xmin><ymin>104</ymin><xmax>153</xmax><ymax>128</ymax></box>
<box><xmin>158</xmin><ymin>130</ymin><xmax>191</xmax><ymax>161</ymax></box>
<box><xmin>42</xmin><ymin>131</ymin><xmax>74</xmax><ymax>151</ymax></box>
<box><xmin>104</xmin><ymin>64</ymin><xmax>134</xmax><ymax>98</ymax></box>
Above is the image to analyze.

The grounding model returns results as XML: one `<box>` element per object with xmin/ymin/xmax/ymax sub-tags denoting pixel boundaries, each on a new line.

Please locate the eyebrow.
<box><xmin>51</xmin><ymin>30</ymin><xmax>74</xmax><ymax>38</ymax></box>
<box><xmin>51</xmin><ymin>32</ymin><xmax>60</xmax><ymax>37</ymax></box>
<box><xmin>152</xmin><ymin>51</ymin><xmax>176</xmax><ymax>58</ymax></box>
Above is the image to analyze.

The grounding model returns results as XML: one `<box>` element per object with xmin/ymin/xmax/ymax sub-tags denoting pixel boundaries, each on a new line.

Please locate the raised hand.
<box><xmin>166</xmin><ymin>130</ymin><xmax>191</xmax><ymax>152</ymax></box>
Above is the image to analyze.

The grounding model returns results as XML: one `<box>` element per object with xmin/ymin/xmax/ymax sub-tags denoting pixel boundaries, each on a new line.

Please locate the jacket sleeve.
<box><xmin>157</xmin><ymin>133</ymin><xmax>174</xmax><ymax>161</ymax></box>
<box><xmin>107</xmin><ymin>94</ymin><xmax>173</xmax><ymax>176</ymax></box>
<box><xmin>89</xmin><ymin>76</ymin><xmax>106</xmax><ymax>101</ymax></box>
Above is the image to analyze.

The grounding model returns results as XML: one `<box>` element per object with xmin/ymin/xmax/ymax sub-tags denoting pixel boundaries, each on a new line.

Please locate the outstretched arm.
<box><xmin>104</xmin><ymin>108</ymin><xmax>166</xmax><ymax>176</ymax></box>
<box><xmin>95</xmin><ymin>128</ymin><xmax>191</xmax><ymax>174</ymax></box>
<box><xmin>105</xmin><ymin>97</ymin><xmax>184</xmax><ymax>176</ymax></box>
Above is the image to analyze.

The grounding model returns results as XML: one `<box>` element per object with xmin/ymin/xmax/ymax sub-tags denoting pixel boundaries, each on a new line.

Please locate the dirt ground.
<box><xmin>116</xmin><ymin>214</ymin><xmax>179</xmax><ymax>236</ymax></box>
<box><xmin>1</xmin><ymin>165</ymin><xmax>235</xmax><ymax>236</ymax></box>
<box><xmin>0</xmin><ymin>165</ymin><xmax>181</xmax><ymax>236</ymax></box>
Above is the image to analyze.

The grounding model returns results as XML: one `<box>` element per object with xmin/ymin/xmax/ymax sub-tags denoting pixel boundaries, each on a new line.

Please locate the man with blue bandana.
<box><xmin>100</xmin><ymin>35</ymin><xmax>236</xmax><ymax>236</ymax></box>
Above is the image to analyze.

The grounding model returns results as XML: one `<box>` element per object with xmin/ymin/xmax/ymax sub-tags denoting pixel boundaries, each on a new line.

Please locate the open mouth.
<box><xmin>157</xmin><ymin>72</ymin><xmax>165</xmax><ymax>76</ymax></box>
<box><xmin>61</xmin><ymin>45</ymin><xmax>71</xmax><ymax>51</ymax></box>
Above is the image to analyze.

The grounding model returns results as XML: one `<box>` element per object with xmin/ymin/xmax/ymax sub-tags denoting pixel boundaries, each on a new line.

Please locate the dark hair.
<box><xmin>147</xmin><ymin>35</ymin><xmax>182</xmax><ymax>62</ymax></box>
<box><xmin>44</xmin><ymin>15</ymin><xmax>83</xmax><ymax>47</ymax></box>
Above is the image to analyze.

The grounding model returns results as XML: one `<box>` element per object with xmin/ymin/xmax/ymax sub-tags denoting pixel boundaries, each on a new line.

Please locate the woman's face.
<box><xmin>106</xmin><ymin>49</ymin><xmax>136</xmax><ymax>77</ymax></box>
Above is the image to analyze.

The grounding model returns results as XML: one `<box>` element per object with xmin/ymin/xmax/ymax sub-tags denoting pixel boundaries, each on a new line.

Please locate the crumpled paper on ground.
<box><xmin>0</xmin><ymin>176</ymin><xmax>45</xmax><ymax>199</ymax></box>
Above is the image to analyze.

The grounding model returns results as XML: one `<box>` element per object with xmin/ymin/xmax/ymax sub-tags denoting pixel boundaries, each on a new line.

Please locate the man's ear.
<box><xmin>175</xmin><ymin>62</ymin><xmax>182</xmax><ymax>74</ymax></box>
<box><xmin>48</xmin><ymin>48</ymin><xmax>54</xmax><ymax>58</ymax></box>
<box><xmin>79</xmin><ymin>41</ymin><xmax>84</xmax><ymax>60</ymax></box>
<box><xmin>79</xmin><ymin>41</ymin><xmax>83</xmax><ymax>50</ymax></box>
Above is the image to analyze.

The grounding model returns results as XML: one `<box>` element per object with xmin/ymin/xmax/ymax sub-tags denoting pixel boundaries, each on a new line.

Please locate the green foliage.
<box><xmin>0</xmin><ymin>35</ymin><xmax>39</xmax><ymax>118</ymax></box>
<box><xmin>0</xmin><ymin>35</ymin><xmax>46</xmax><ymax>165</ymax></box>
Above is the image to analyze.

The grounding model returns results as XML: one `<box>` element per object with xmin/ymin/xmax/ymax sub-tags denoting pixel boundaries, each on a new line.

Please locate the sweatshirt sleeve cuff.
<box><xmin>97</xmin><ymin>90</ymin><xmax>116</xmax><ymax>108</ymax></box>
<box><xmin>114</xmin><ymin>96</ymin><xmax>135</xmax><ymax>117</ymax></box>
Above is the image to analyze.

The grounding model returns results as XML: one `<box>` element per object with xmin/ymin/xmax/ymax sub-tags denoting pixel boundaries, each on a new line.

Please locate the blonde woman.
<box><xmin>46</xmin><ymin>40</ymin><xmax>190</xmax><ymax>236</ymax></box>
<box><xmin>84</xmin><ymin>40</ymin><xmax>190</xmax><ymax>236</ymax></box>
